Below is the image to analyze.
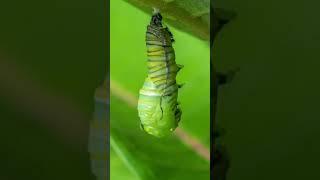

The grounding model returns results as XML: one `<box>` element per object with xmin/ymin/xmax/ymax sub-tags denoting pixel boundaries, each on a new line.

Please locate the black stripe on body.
<box><xmin>149</xmin><ymin>71</ymin><xmax>177</xmax><ymax>80</ymax></box>
<box><xmin>163</xmin><ymin>89</ymin><xmax>178</xmax><ymax>96</ymax></box>
<box><xmin>147</xmin><ymin>50</ymin><xmax>175</xmax><ymax>56</ymax></box>
<box><xmin>147</xmin><ymin>59</ymin><xmax>172</xmax><ymax>62</ymax></box>
<box><xmin>146</xmin><ymin>43</ymin><xmax>172</xmax><ymax>47</ymax></box>
<box><xmin>147</xmin><ymin>55</ymin><xmax>174</xmax><ymax>62</ymax></box>
<box><xmin>148</xmin><ymin>62</ymin><xmax>176</xmax><ymax>74</ymax></box>
<box><xmin>146</xmin><ymin>31</ymin><xmax>158</xmax><ymax>37</ymax></box>
<box><xmin>155</xmin><ymin>80</ymin><xmax>176</xmax><ymax>90</ymax></box>
<box><xmin>147</xmin><ymin>51</ymin><xmax>174</xmax><ymax>62</ymax></box>
<box><xmin>154</xmin><ymin>83</ymin><xmax>178</xmax><ymax>96</ymax></box>
<box><xmin>147</xmin><ymin>46</ymin><xmax>174</xmax><ymax>53</ymax></box>
<box><xmin>152</xmin><ymin>78</ymin><xmax>176</xmax><ymax>87</ymax></box>
<box><xmin>147</xmin><ymin>60</ymin><xmax>175</xmax><ymax>70</ymax></box>
<box><xmin>148</xmin><ymin>69</ymin><xmax>178</xmax><ymax>79</ymax></box>
<box><xmin>147</xmin><ymin>49</ymin><xmax>162</xmax><ymax>53</ymax></box>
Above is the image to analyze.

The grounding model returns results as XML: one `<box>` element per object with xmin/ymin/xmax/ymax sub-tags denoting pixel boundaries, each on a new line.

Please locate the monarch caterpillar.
<box><xmin>137</xmin><ymin>9</ymin><xmax>183</xmax><ymax>138</ymax></box>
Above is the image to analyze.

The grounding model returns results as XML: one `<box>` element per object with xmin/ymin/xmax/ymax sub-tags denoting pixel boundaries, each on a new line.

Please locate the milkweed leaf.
<box><xmin>122</xmin><ymin>0</ymin><xmax>210</xmax><ymax>40</ymax></box>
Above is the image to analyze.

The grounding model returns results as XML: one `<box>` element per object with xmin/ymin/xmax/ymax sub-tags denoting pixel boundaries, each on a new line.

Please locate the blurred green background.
<box><xmin>214</xmin><ymin>0</ymin><xmax>320</xmax><ymax>179</ymax></box>
<box><xmin>110</xmin><ymin>0</ymin><xmax>210</xmax><ymax>179</ymax></box>
<box><xmin>0</xmin><ymin>0</ymin><xmax>106</xmax><ymax>179</ymax></box>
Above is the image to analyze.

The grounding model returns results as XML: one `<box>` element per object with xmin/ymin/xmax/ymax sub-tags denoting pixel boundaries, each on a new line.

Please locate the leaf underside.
<box><xmin>123</xmin><ymin>0</ymin><xmax>210</xmax><ymax>40</ymax></box>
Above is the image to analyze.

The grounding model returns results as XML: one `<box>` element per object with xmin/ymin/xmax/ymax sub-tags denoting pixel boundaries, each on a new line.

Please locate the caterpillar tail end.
<box><xmin>153</xmin><ymin>7</ymin><xmax>160</xmax><ymax>14</ymax></box>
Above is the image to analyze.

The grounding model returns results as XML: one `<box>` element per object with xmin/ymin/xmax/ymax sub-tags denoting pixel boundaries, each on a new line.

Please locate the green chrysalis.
<box><xmin>137</xmin><ymin>9</ymin><xmax>183</xmax><ymax>138</ymax></box>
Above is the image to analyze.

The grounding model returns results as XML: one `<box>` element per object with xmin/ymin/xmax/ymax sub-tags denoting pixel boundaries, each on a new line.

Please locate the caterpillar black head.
<box><xmin>148</xmin><ymin>8</ymin><xmax>174</xmax><ymax>43</ymax></box>
<box><xmin>150</xmin><ymin>8</ymin><xmax>163</xmax><ymax>27</ymax></box>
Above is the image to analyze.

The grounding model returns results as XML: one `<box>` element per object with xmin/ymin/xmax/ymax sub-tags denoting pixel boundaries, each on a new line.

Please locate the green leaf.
<box><xmin>110</xmin><ymin>148</ymin><xmax>140</xmax><ymax>180</ymax></box>
<box><xmin>122</xmin><ymin>0</ymin><xmax>210</xmax><ymax>40</ymax></box>
<box><xmin>109</xmin><ymin>0</ymin><xmax>210</xmax><ymax>179</ymax></box>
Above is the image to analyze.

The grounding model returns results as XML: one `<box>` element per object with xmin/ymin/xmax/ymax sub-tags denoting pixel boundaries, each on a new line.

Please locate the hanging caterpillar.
<box><xmin>137</xmin><ymin>9</ymin><xmax>183</xmax><ymax>138</ymax></box>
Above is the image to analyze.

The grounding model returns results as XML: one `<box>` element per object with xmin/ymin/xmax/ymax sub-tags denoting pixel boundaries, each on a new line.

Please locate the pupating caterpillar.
<box><xmin>137</xmin><ymin>9</ymin><xmax>183</xmax><ymax>138</ymax></box>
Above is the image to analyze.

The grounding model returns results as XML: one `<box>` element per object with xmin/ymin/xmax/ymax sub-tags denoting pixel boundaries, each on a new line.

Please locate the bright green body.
<box><xmin>137</xmin><ymin>12</ymin><xmax>182</xmax><ymax>138</ymax></box>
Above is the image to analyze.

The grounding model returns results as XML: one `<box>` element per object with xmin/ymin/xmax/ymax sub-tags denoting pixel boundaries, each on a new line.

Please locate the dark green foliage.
<box><xmin>212</xmin><ymin>8</ymin><xmax>236</xmax><ymax>46</ymax></box>
<box><xmin>212</xmin><ymin>5</ymin><xmax>237</xmax><ymax>180</ymax></box>
<box><xmin>0</xmin><ymin>0</ymin><xmax>106</xmax><ymax>179</ymax></box>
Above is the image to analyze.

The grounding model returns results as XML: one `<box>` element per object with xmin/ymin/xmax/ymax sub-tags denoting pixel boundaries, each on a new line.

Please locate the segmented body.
<box><xmin>137</xmin><ymin>12</ymin><xmax>182</xmax><ymax>138</ymax></box>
